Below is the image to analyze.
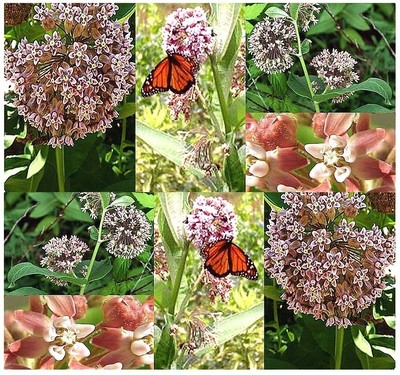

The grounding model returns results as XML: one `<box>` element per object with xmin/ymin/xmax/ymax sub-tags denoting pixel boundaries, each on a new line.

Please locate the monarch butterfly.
<box><xmin>203</xmin><ymin>239</ymin><xmax>258</xmax><ymax>280</ymax></box>
<box><xmin>141</xmin><ymin>53</ymin><xmax>198</xmax><ymax>97</ymax></box>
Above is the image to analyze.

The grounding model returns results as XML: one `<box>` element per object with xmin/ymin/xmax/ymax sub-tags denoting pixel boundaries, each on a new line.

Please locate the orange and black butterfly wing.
<box><xmin>141</xmin><ymin>56</ymin><xmax>171</xmax><ymax>97</ymax></box>
<box><xmin>204</xmin><ymin>240</ymin><xmax>258</xmax><ymax>280</ymax></box>
<box><xmin>204</xmin><ymin>240</ymin><xmax>231</xmax><ymax>278</ymax></box>
<box><xmin>228</xmin><ymin>242</ymin><xmax>258</xmax><ymax>280</ymax></box>
<box><xmin>168</xmin><ymin>53</ymin><xmax>198</xmax><ymax>94</ymax></box>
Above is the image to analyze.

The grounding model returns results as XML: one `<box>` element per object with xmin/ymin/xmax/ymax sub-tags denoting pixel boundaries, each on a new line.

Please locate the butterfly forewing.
<box><xmin>204</xmin><ymin>239</ymin><xmax>258</xmax><ymax>280</ymax></box>
<box><xmin>141</xmin><ymin>53</ymin><xmax>197</xmax><ymax>97</ymax></box>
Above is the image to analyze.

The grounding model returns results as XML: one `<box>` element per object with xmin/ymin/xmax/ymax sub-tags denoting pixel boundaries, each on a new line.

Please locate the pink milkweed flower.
<box><xmin>246</xmin><ymin>141</ymin><xmax>309</xmax><ymax>191</ymax></box>
<box><xmin>91</xmin><ymin>323</ymin><xmax>154</xmax><ymax>368</ymax></box>
<box><xmin>305</xmin><ymin>113</ymin><xmax>391</xmax><ymax>185</ymax></box>
<box><xmin>68</xmin><ymin>358</ymin><xmax>123</xmax><ymax>370</ymax></box>
<box><xmin>8</xmin><ymin>296</ymin><xmax>94</xmax><ymax>363</ymax></box>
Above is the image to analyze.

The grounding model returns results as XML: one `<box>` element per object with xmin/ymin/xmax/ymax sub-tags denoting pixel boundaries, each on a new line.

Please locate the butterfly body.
<box><xmin>203</xmin><ymin>239</ymin><xmax>258</xmax><ymax>280</ymax></box>
<box><xmin>141</xmin><ymin>53</ymin><xmax>198</xmax><ymax>97</ymax></box>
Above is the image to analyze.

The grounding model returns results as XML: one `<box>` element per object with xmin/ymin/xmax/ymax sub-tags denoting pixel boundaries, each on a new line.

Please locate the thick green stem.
<box><xmin>210</xmin><ymin>55</ymin><xmax>231</xmax><ymax>135</ymax></box>
<box><xmin>79</xmin><ymin>210</ymin><xmax>107</xmax><ymax>295</ymax></box>
<box><xmin>272</xmin><ymin>282</ymin><xmax>282</xmax><ymax>349</ymax></box>
<box><xmin>55</xmin><ymin>146</ymin><xmax>65</xmax><ymax>192</ymax></box>
<box><xmin>168</xmin><ymin>241</ymin><xmax>190</xmax><ymax>315</ymax></box>
<box><xmin>334</xmin><ymin>326</ymin><xmax>345</xmax><ymax>369</ymax></box>
<box><xmin>118</xmin><ymin>118</ymin><xmax>127</xmax><ymax>171</ymax></box>
<box><xmin>293</xmin><ymin>23</ymin><xmax>320</xmax><ymax>113</ymax></box>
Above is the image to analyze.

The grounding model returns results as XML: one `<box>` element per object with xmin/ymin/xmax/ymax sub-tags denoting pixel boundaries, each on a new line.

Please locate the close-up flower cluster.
<box><xmin>5</xmin><ymin>3</ymin><xmax>135</xmax><ymax>147</ymax></box>
<box><xmin>4</xmin><ymin>295</ymin><xmax>154</xmax><ymax>370</ymax></box>
<box><xmin>184</xmin><ymin>195</ymin><xmax>237</xmax><ymax>302</ymax></box>
<box><xmin>265</xmin><ymin>192</ymin><xmax>395</xmax><ymax>328</ymax></box>
<box><xmin>246</xmin><ymin>112</ymin><xmax>395</xmax><ymax>192</ymax></box>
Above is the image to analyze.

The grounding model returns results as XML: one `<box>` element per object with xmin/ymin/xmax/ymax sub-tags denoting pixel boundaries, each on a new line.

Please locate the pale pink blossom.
<box><xmin>305</xmin><ymin>113</ymin><xmax>391</xmax><ymax>185</ymax></box>
<box><xmin>247</xmin><ymin>141</ymin><xmax>309</xmax><ymax>191</ymax></box>
<box><xmin>8</xmin><ymin>296</ymin><xmax>94</xmax><ymax>362</ymax></box>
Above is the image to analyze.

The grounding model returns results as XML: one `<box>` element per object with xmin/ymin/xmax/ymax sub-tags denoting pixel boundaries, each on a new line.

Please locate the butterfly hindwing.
<box><xmin>204</xmin><ymin>239</ymin><xmax>258</xmax><ymax>280</ymax></box>
<box><xmin>141</xmin><ymin>53</ymin><xmax>197</xmax><ymax>97</ymax></box>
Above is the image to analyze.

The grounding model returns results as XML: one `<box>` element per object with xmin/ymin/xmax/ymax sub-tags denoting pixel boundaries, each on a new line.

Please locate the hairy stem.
<box><xmin>293</xmin><ymin>22</ymin><xmax>320</xmax><ymax>112</ymax></box>
<box><xmin>210</xmin><ymin>55</ymin><xmax>231</xmax><ymax>135</ymax></box>
<box><xmin>118</xmin><ymin>117</ymin><xmax>127</xmax><ymax>171</ymax></box>
<box><xmin>79</xmin><ymin>208</ymin><xmax>107</xmax><ymax>295</ymax></box>
<box><xmin>169</xmin><ymin>241</ymin><xmax>190</xmax><ymax>315</ymax></box>
<box><xmin>334</xmin><ymin>326</ymin><xmax>345</xmax><ymax>369</ymax></box>
<box><xmin>55</xmin><ymin>146</ymin><xmax>65</xmax><ymax>192</ymax></box>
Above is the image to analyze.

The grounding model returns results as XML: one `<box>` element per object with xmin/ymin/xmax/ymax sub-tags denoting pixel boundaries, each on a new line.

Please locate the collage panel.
<box><xmin>4</xmin><ymin>192</ymin><xmax>154</xmax><ymax>296</ymax></box>
<box><xmin>246</xmin><ymin>113</ymin><xmax>395</xmax><ymax>192</ymax></box>
<box><xmin>4</xmin><ymin>294</ymin><xmax>153</xmax><ymax>369</ymax></box>
<box><xmin>264</xmin><ymin>192</ymin><xmax>395</xmax><ymax>369</ymax></box>
<box><xmin>245</xmin><ymin>3</ymin><xmax>395</xmax><ymax>113</ymax></box>
<box><xmin>4</xmin><ymin>3</ymin><xmax>136</xmax><ymax>192</ymax></box>
<box><xmin>136</xmin><ymin>3</ymin><xmax>246</xmax><ymax>192</ymax></box>
<box><xmin>154</xmin><ymin>192</ymin><xmax>264</xmax><ymax>369</ymax></box>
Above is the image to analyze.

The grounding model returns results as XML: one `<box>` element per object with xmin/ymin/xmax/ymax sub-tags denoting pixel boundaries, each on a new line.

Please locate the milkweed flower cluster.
<box><xmin>184</xmin><ymin>196</ymin><xmax>236</xmax><ymax>301</ymax></box>
<box><xmin>162</xmin><ymin>7</ymin><xmax>214</xmax><ymax>65</ymax></box>
<box><xmin>248</xmin><ymin>17</ymin><xmax>296</xmax><ymax>74</ymax></box>
<box><xmin>5</xmin><ymin>3</ymin><xmax>135</xmax><ymax>148</ymax></box>
<box><xmin>79</xmin><ymin>192</ymin><xmax>116</xmax><ymax>219</ymax></box>
<box><xmin>265</xmin><ymin>192</ymin><xmax>395</xmax><ymax>329</ymax></box>
<box><xmin>284</xmin><ymin>3</ymin><xmax>321</xmax><ymax>31</ymax></box>
<box><xmin>41</xmin><ymin>235</ymin><xmax>89</xmax><ymax>286</ymax></box>
<box><xmin>162</xmin><ymin>7</ymin><xmax>214</xmax><ymax>120</ymax></box>
<box><xmin>103</xmin><ymin>206</ymin><xmax>152</xmax><ymax>259</ymax></box>
<box><xmin>311</xmin><ymin>49</ymin><xmax>359</xmax><ymax>103</ymax></box>
<box><xmin>5</xmin><ymin>295</ymin><xmax>154</xmax><ymax>369</ymax></box>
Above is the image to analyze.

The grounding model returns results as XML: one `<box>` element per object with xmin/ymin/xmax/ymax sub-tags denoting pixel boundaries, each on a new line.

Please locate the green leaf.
<box><xmin>79</xmin><ymin>259</ymin><xmax>112</xmax><ymax>283</ymax></box>
<box><xmin>8</xmin><ymin>262</ymin><xmax>86</xmax><ymax>288</ymax></box>
<box><xmin>89</xmin><ymin>226</ymin><xmax>99</xmax><ymax>241</ymax></box>
<box><xmin>112</xmin><ymin>258</ymin><xmax>131</xmax><ymax>282</ymax></box>
<box><xmin>155</xmin><ymin>279</ymin><xmax>172</xmax><ymax>311</ymax></box>
<box><xmin>115</xmin><ymin>4</ymin><xmax>136</xmax><ymax>23</ymax></box>
<box><xmin>342</xmin><ymin>27</ymin><xmax>366</xmax><ymax>48</ymax></box>
<box><xmin>245</xmin><ymin>4</ymin><xmax>267</xmax><ymax>20</ymax></box>
<box><xmin>313</xmin><ymin>78</ymin><xmax>392</xmax><ymax>105</ymax></box>
<box><xmin>29</xmin><ymin>199</ymin><xmax>57</xmax><ymax>218</ymax></box>
<box><xmin>110</xmin><ymin>196</ymin><xmax>134</xmax><ymax>207</ymax></box>
<box><xmin>158</xmin><ymin>192</ymin><xmax>188</xmax><ymax>247</ymax></box>
<box><xmin>287</xmin><ymin>73</ymin><xmax>312</xmax><ymax>99</ymax></box>
<box><xmin>265</xmin><ymin>7</ymin><xmax>289</xmax><ymax>19</ymax></box>
<box><xmin>352</xmin><ymin>104</ymin><xmax>391</xmax><ymax>113</ymax></box>
<box><xmin>155</xmin><ymin>322</ymin><xmax>176</xmax><ymax>369</ymax></box>
<box><xmin>117</xmin><ymin>102</ymin><xmax>135</xmax><ymax>119</ymax></box>
<box><xmin>7</xmin><ymin>287</ymin><xmax>47</xmax><ymax>295</ymax></box>
<box><xmin>210</xmin><ymin>3</ymin><xmax>241</xmax><ymax>60</ymax></box>
<box><xmin>301</xmin><ymin>39</ymin><xmax>311</xmax><ymax>55</ymax></box>
<box><xmin>27</xmin><ymin>147</ymin><xmax>49</xmax><ymax>179</ymax></box>
<box><xmin>269</xmin><ymin>73</ymin><xmax>287</xmax><ymax>97</ymax></box>
<box><xmin>288</xmin><ymin>4</ymin><xmax>300</xmax><ymax>20</ymax></box>
<box><xmin>133</xmin><ymin>193</ymin><xmax>155</xmax><ymax>208</ymax></box>
<box><xmin>351</xmin><ymin>326</ymin><xmax>373</xmax><ymax>357</ymax></box>
<box><xmin>264</xmin><ymin>285</ymin><xmax>282</xmax><ymax>301</ymax></box>
<box><xmin>264</xmin><ymin>193</ymin><xmax>284</xmax><ymax>211</ymax></box>
<box><xmin>223</xmin><ymin>144</ymin><xmax>245</xmax><ymax>191</ymax></box>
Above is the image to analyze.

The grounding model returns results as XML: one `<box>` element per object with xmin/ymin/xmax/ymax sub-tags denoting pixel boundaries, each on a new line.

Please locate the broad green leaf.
<box><xmin>351</xmin><ymin>326</ymin><xmax>373</xmax><ymax>357</ymax></box>
<box><xmin>112</xmin><ymin>258</ymin><xmax>131</xmax><ymax>282</ymax></box>
<box><xmin>246</xmin><ymin>4</ymin><xmax>267</xmax><ymax>20</ymax></box>
<box><xmin>264</xmin><ymin>193</ymin><xmax>284</xmax><ymax>211</ymax></box>
<box><xmin>8</xmin><ymin>262</ymin><xmax>86</xmax><ymax>288</ymax></box>
<box><xmin>4</xmin><ymin>135</ymin><xmax>16</xmax><ymax>149</ymax></box>
<box><xmin>264</xmin><ymin>285</ymin><xmax>282</xmax><ymax>301</ymax></box>
<box><xmin>77</xmin><ymin>259</ymin><xmax>112</xmax><ymax>283</ymax></box>
<box><xmin>301</xmin><ymin>39</ymin><xmax>311</xmax><ymax>55</ymax></box>
<box><xmin>115</xmin><ymin>4</ymin><xmax>136</xmax><ymax>23</ymax></box>
<box><xmin>223</xmin><ymin>144</ymin><xmax>245</xmax><ymax>191</ymax></box>
<box><xmin>29</xmin><ymin>199</ymin><xmax>57</xmax><ymax>218</ymax></box>
<box><xmin>210</xmin><ymin>3</ymin><xmax>241</xmax><ymax>60</ymax></box>
<box><xmin>288</xmin><ymin>4</ymin><xmax>300</xmax><ymax>20</ymax></box>
<box><xmin>155</xmin><ymin>322</ymin><xmax>176</xmax><ymax>369</ymax></box>
<box><xmin>117</xmin><ymin>102</ymin><xmax>135</xmax><ymax>119</ymax></box>
<box><xmin>7</xmin><ymin>287</ymin><xmax>47</xmax><ymax>295</ymax></box>
<box><xmin>287</xmin><ymin>74</ymin><xmax>313</xmax><ymax>99</ymax></box>
<box><xmin>158</xmin><ymin>192</ymin><xmax>188</xmax><ymax>247</ymax></box>
<box><xmin>27</xmin><ymin>147</ymin><xmax>49</xmax><ymax>179</ymax></box>
<box><xmin>352</xmin><ymin>104</ymin><xmax>391</xmax><ymax>113</ymax></box>
<box><xmin>269</xmin><ymin>73</ymin><xmax>287</xmax><ymax>97</ymax></box>
<box><xmin>314</xmin><ymin>78</ymin><xmax>392</xmax><ymax>105</ymax></box>
<box><xmin>342</xmin><ymin>27</ymin><xmax>366</xmax><ymax>48</ymax></box>
<box><xmin>155</xmin><ymin>278</ymin><xmax>173</xmax><ymax>311</ymax></box>
<box><xmin>110</xmin><ymin>196</ymin><xmax>134</xmax><ymax>207</ymax></box>
<box><xmin>265</xmin><ymin>7</ymin><xmax>289</xmax><ymax>19</ymax></box>
<box><xmin>133</xmin><ymin>193</ymin><xmax>155</xmax><ymax>208</ymax></box>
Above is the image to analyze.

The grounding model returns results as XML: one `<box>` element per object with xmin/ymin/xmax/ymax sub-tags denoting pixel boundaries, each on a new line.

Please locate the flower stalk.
<box><xmin>55</xmin><ymin>146</ymin><xmax>65</xmax><ymax>192</ymax></box>
<box><xmin>334</xmin><ymin>327</ymin><xmax>345</xmax><ymax>369</ymax></box>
